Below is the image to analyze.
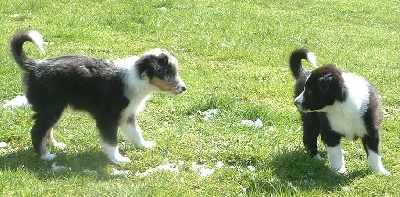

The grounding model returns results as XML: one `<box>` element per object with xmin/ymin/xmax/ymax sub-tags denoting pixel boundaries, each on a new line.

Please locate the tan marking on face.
<box><xmin>150</xmin><ymin>77</ymin><xmax>177</xmax><ymax>92</ymax></box>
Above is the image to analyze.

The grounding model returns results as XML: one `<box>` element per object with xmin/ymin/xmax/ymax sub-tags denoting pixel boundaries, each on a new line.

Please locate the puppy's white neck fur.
<box><xmin>114</xmin><ymin>56</ymin><xmax>158</xmax><ymax>114</ymax></box>
<box><xmin>114</xmin><ymin>56</ymin><xmax>157</xmax><ymax>94</ymax></box>
<box><xmin>321</xmin><ymin>72</ymin><xmax>371</xmax><ymax>140</ymax></box>
<box><xmin>322</xmin><ymin>72</ymin><xmax>370</xmax><ymax>116</ymax></box>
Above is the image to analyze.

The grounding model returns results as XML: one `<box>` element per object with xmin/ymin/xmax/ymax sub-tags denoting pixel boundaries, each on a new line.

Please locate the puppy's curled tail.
<box><xmin>289</xmin><ymin>48</ymin><xmax>317</xmax><ymax>79</ymax></box>
<box><xmin>10</xmin><ymin>30</ymin><xmax>46</xmax><ymax>71</ymax></box>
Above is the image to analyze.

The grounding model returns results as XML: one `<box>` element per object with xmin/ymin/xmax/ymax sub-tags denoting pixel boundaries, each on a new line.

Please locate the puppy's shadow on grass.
<box><xmin>248</xmin><ymin>150</ymin><xmax>368</xmax><ymax>193</ymax></box>
<box><xmin>0</xmin><ymin>147</ymin><xmax>117</xmax><ymax>180</ymax></box>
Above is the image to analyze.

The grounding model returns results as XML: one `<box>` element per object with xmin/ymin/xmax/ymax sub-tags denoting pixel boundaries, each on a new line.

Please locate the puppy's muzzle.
<box><xmin>294</xmin><ymin>99</ymin><xmax>304</xmax><ymax>111</ymax></box>
<box><xmin>294</xmin><ymin>92</ymin><xmax>305</xmax><ymax>111</ymax></box>
<box><xmin>172</xmin><ymin>76</ymin><xmax>186</xmax><ymax>95</ymax></box>
<box><xmin>173</xmin><ymin>84</ymin><xmax>186</xmax><ymax>94</ymax></box>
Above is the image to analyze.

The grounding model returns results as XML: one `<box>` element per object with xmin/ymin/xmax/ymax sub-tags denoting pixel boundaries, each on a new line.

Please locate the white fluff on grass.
<box><xmin>198</xmin><ymin>109</ymin><xmax>220</xmax><ymax>120</ymax></box>
<box><xmin>0</xmin><ymin>142</ymin><xmax>7</xmax><ymax>148</ymax></box>
<box><xmin>3</xmin><ymin>95</ymin><xmax>29</xmax><ymax>107</ymax></box>
<box><xmin>48</xmin><ymin>160</ymin><xmax>255</xmax><ymax>178</ymax></box>
<box><xmin>135</xmin><ymin>163</ymin><xmax>180</xmax><ymax>177</ymax></box>
<box><xmin>0</xmin><ymin>142</ymin><xmax>7</xmax><ymax>154</ymax></box>
<box><xmin>191</xmin><ymin>162</ymin><xmax>215</xmax><ymax>177</ymax></box>
<box><xmin>111</xmin><ymin>168</ymin><xmax>132</xmax><ymax>177</ymax></box>
<box><xmin>51</xmin><ymin>162</ymin><xmax>71</xmax><ymax>172</ymax></box>
<box><xmin>241</xmin><ymin>118</ymin><xmax>263</xmax><ymax>128</ymax></box>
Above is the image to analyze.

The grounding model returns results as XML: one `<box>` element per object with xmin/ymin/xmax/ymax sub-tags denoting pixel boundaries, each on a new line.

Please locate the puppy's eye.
<box><xmin>305</xmin><ymin>89</ymin><xmax>312</xmax><ymax>94</ymax></box>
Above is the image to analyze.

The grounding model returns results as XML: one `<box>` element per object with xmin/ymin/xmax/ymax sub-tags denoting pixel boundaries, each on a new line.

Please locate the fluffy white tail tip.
<box><xmin>306</xmin><ymin>52</ymin><xmax>317</xmax><ymax>68</ymax></box>
<box><xmin>28</xmin><ymin>31</ymin><xmax>46</xmax><ymax>55</ymax></box>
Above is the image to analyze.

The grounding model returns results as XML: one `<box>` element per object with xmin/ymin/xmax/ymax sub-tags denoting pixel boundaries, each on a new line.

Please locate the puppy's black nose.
<box><xmin>181</xmin><ymin>86</ymin><xmax>187</xmax><ymax>92</ymax></box>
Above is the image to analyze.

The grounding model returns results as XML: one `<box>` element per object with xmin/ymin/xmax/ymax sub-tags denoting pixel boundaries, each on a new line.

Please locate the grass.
<box><xmin>1</xmin><ymin>0</ymin><xmax>399</xmax><ymax>196</ymax></box>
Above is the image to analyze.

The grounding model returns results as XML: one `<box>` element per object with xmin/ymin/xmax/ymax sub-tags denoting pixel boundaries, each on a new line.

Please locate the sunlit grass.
<box><xmin>0</xmin><ymin>0</ymin><xmax>399</xmax><ymax>196</ymax></box>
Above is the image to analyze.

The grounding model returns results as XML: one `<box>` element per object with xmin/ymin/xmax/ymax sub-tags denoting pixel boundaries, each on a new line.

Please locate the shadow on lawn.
<box><xmin>246</xmin><ymin>150</ymin><xmax>368</xmax><ymax>194</ymax></box>
<box><xmin>0</xmin><ymin>147</ymin><xmax>118</xmax><ymax>180</ymax></box>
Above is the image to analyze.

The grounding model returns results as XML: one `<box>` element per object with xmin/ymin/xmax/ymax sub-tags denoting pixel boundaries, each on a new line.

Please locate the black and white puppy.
<box><xmin>289</xmin><ymin>48</ymin><xmax>390</xmax><ymax>175</ymax></box>
<box><xmin>10</xmin><ymin>30</ymin><xmax>186</xmax><ymax>163</ymax></box>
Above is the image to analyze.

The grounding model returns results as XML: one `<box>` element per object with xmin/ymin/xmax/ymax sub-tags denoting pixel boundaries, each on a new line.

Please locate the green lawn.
<box><xmin>1</xmin><ymin>0</ymin><xmax>399</xmax><ymax>196</ymax></box>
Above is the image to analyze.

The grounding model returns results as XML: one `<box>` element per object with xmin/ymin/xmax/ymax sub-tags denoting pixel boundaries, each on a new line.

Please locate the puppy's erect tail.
<box><xmin>289</xmin><ymin>48</ymin><xmax>317</xmax><ymax>79</ymax></box>
<box><xmin>10</xmin><ymin>30</ymin><xmax>46</xmax><ymax>71</ymax></box>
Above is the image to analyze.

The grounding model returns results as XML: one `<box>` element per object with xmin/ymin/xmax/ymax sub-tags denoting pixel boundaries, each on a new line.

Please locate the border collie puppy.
<box><xmin>10</xmin><ymin>30</ymin><xmax>186</xmax><ymax>163</ymax></box>
<box><xmin>289</xmin><ymin>48</ymin><xmax>390</xmax><ymax>175</ymax></box>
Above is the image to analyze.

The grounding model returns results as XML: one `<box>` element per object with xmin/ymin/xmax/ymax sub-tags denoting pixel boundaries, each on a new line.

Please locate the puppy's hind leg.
<box><xmin>362</xmin><ymin>136</ymin><xmax>390</xmax><ymax>175</ymax></box>
<box><xmin>46</xmin><ymin>126</ymin><xmax>67</xmax><ymax>149</ymax></box>
<box><xmin>302</xmin><ymin>112</ymin><xmax>321</xmax><ymax>159</ymax></box>
<box><xmin>31</xmin><ymin>108</ymin><xmax>63</xmax><ymax>161</ymax></box>
<box><xmin>120</xmin><ymin>115</ymin><xmax>155</xmax><ymax>149</ymax></box>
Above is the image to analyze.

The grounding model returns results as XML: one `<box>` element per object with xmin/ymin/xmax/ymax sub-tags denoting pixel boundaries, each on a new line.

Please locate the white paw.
<box><xmin>314</xmin><ymin>153</ymin><xmax>324</xmax><ymax>161</ymax></box>
<box><xmin>136</xmin><ymin>140</ymin><xmax>156</xmax><ymax>149</ymax></box>
<box><xmin>332</xmin><ymin>166</ymin><xmax>347</xmax><ymax>174</ymax></box>
<box><xmin>110</xmin><ymin>155</ymin><xmax>132</xmax><ymax>164</ymax></box>
<box><xmin>50</xmin><ymin>141</ymin><xmax>67</xmax><ymax>149</ymax></box>
<box><xmin>372</xmin><ymin>167</ymin><xmax>391</xmax><ymax>176</ymax></box>
<box><xmin>40</xmin><ymin>152</ymin><xmax>57</xmax><ymax>161</ymax></box>
<box><xmin>367</xmin><ymin>151</ymin><xmax>391</xmax><ymax>175</ymax></box>
<box><xmin>378</xmin><ymin>169</ymin><xmax>391</xmax><ymax>176</ymax></box>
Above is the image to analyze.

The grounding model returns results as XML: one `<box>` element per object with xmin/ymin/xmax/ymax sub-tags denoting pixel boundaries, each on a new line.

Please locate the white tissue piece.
<box><xmin>3</xmin><ymin>95</ymin><xmax>29</xmax><ymax>107</ymax></box>
<box><xmin>111</xmin><ymin>168</ymin><xmax>132</xmax><ymax>177</ymax></box>
<box><xmin>247</xmin><ymin>165</ymin><xmax>256</xmax><ymax>172</ymax></box>
<box><xmin>241</xmin><ymin>118</ymin><xmax>263</xmax><ymax>128</ymax></box>
<box><xmin>83</xmin><ymin>169</ymin><xmax>98</xmax><ymax>175</ymax></box>
<box><xmin>135</xmin><ymin>163</ymin><xmax>180</xmax><ymax>177</ymax></box>
<box><xmin>215</xmin><ymin>161</ymin><xmax>224</xmax><ymax>168</ymax></box>
<box><xmin>198</xmin><ymin>109</ymin><xmax>220</xmax><ymax>120</ymax></box>
<box><xmin>191</xmin><ymin>162</ymin><xmax>215</xmax><ymax>177</ymax></box>
<box><xmin>52</xmin><ymin>162</ymin><xmax>71</xmax><ymax>172</ymax></box>
<box><xmin>0</xmin><ymin>142</ymin><xmax>7</xmax><ymax>148</ymax></box>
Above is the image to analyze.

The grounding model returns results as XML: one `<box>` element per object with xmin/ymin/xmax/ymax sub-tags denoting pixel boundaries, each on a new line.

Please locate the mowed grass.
<box><xmin>0</xmin><ymin>0</ymin><xmax>399</xmax><ymax>196</ymax></box>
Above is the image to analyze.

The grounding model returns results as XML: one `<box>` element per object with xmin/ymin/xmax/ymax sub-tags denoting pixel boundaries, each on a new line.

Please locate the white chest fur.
<box><xmin>323</xmin><ymin>73</ymin><xmax>370</xmax><ymax>141</ymax></box>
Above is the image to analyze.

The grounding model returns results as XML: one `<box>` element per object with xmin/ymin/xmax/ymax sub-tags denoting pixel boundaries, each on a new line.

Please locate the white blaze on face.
<box><xmin>294</xmin><ymin>74</ymin><xmax>312</xmax><ymax>112</ymax></box>
<box><xmin>294</xmin><ymin>89</ymin><xmax>305</xmax><ymax>111</ymax></box>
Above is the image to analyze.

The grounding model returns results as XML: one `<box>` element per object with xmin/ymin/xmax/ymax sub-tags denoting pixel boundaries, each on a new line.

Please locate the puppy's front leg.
<box><xmin>100</xmin><ymin>139</ymin><xmax>131</xmax><ymax>163</ymax></box>
<box><xmin>327</xmin><ymin>144</ymin><xmax>346</xmax><ymax>174</ymax></box>
<box><xmin>120</xmin><ymin>115</ymin><xmax>155</xmax><ymax>149</ymax></box>
<box><xmin>367</xmin><ymin>150</ymin><xmax>390</xmax><ymax>175</ymax></box>
<box><xmin>96</xmin><ymin>120</ymin><xmax>131</xmax><ymax>163</ymax></box>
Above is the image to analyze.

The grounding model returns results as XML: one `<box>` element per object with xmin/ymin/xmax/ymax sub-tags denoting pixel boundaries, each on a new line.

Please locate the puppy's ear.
<box><xmin>317</xmin><ymin>74</ymin><xmax>332</xmax><ymax>93</ymax></box>
<box><xmin>136</xmin><ymin>55</ymin><xmax>158</xmax><ymax>79</ymax></box>
<box><xmin>153</xmin><ymin>54</ymin><xmax>169</xmax><ymax>76</ymax></box>
<box><xmin>137</xmin><ymin>53</ymin><xmax>169</xmax><ymax>79</ymax></box>
<box><xmin>156</xmin><ymin>53</ymin><xmax>169</xmax><ymax>66</ymax></box>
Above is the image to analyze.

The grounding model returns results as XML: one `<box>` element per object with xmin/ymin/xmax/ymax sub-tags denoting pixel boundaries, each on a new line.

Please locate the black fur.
<box><xmin>361</xmin><ymin>84</ymin><xmax>383</xmax><ymax>156</ymax></box>
<box><xmin>10</xmin><ymin>30</ymin><xmax>37</xmax><ymax>69</ymax></box>
<box><xmin>34</xmin><ymin>57</ymin><xmax>129</xmax><ymax>147</ymax></box>
<box><xmin>300</xmin><ymin>65</ymin><xmax>346</xmax><ymax>111</ymax></box>
<box><xmin>289</xmin><ymin>48</ymin><xmax>382</xmax><ymax>157</ymax></box>
<box><xmin>9</xmin><ymin>30</ymin><xmax>186</xmax><ymax>160</ymax></box>
<box><xmin>289</xmin><ymin>48</ymin><xmax>321</xmax><ymax>156</ymax></box>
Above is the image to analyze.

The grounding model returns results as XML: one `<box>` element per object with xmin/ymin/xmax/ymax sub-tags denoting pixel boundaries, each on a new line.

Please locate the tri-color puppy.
<box><xmin>289</xmin><ymin>48</ymin><xmax>390</xmax><ymax>175</ymax></box>
<box><xmin>10</xmin><ymin>30</ymin><xmax>186</xmax><ymax>163</ymax></box>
